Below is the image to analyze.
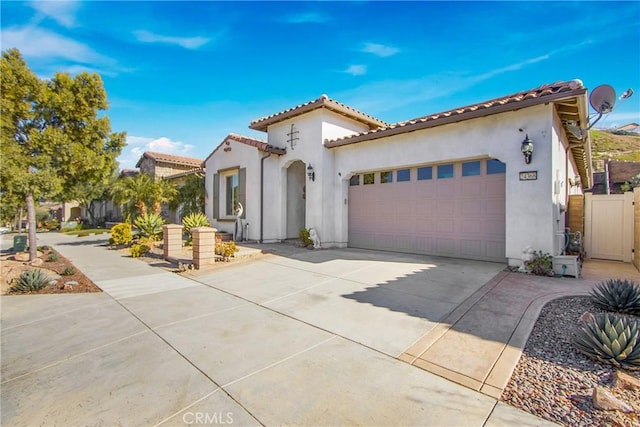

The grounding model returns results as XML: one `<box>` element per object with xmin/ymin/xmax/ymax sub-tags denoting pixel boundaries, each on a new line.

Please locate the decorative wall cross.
<box><xmin>286</xmin><ymin>124</ymin><xmax>299</xmax><ymax>150</ymax></box>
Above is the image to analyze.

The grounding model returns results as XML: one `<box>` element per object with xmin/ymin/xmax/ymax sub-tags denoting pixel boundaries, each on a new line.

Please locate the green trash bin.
<box><xmin>13</xmin><ymin>235</ymin><xmax>27</xmax><ymax>252</ymax></box>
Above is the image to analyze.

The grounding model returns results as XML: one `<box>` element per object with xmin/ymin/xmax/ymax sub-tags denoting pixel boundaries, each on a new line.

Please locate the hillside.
<box><xmin>590</xmin><ymin>129</ymin><xmax>640</xmax><ymax>172</ymax></box>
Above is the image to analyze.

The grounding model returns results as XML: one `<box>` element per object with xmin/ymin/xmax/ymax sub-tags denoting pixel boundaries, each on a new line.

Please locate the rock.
<box><xmin>64</xmin><ymin>281</ymin><xmax>78</xmax><ymax>287</ymax></box>
<box><xmin>63</xmin><ymin>284</ymin><xmax>74</xmax><ymax>291</ymax></box>
<box><xmin>579</xmin><ymin>311</ymin><xmax>595</xmax><ymax>324</ymax></box>
<box><xmin>13</xmin><ymin>252</ymin><xmax>29</xmax><ymax>262</ymax></box>
<box><xmin>614</xmin><ymin>371</ymin><xmax>640</xmax><ymax>391</ymax></box>
<box><xmin>49</xmin><ymin>280</ymin><xmax>58</xmax><ymax>287</ymax></box>
<box><xmin>592</xmin><ymin>386</ymin><xmax>634</xmax><ymax>413</ymax></box>
<box><xmin>13</xmin><ymin>251</ymin><xmax>43</xmax><ymax>262</ymax></box>
<box><xmin>29</xmin><ymin>258</ymin><xmax>44</xmax><ymax>267</ymax></box>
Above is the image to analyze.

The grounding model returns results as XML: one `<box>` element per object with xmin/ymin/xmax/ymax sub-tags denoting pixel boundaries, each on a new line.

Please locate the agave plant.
<box><xmin>574</xmin><ymin>312</ymin><xmax>640</xmax><ymax>370</ymax></box>
<box><xmin>11</xmin><ymin>269</ymin><xmax>51</xmax><ymax>293</ymax></box>
<box><xmin>182</xmin><ymin>212</ymin><xmax>210</xmax><ymax>239</ymax></box>
<box><xmin>591</xmin><ymin>279</ymin><xmax>640</xmax><ymax>315</ymax></box>
<box><xmin>134</xmin><ymin>213</ymin><xmax>164</xmax><ymax>241</ymax></box>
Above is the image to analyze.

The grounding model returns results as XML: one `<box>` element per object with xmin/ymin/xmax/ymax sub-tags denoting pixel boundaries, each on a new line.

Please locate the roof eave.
<box><xmin>249</xmin><ymin>98</ymin><xmax>387</xmax><ymax>132</ymax></box>
<box><xmin>326</xmin><ymin>88</ymin><xmax>587</xmax><ymax>148</ymax></box>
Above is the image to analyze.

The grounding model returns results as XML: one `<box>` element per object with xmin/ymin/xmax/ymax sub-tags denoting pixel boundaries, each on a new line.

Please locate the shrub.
<box><xmin>46</xmin><ymin>253</ymin><xmax>59</xmax><ymax>262</ymax></box>
<box><xmin>182</xmin><ymin>212</ymin><xmax>210</xmax><ymax>240</ymax></box>
<box><xmin>299</xmin><ymin>228</ymin><xmax>313</xmax><ymax>247</ymax></box>
<box><xmin>525</xmin><ymin>250</ymin><xmax>554</xmax><ymax>276</ymax></box>
<box><xmin>110</xmin><ymin>223</ymin><xmax>133</xmax><ymax>246</ymax></box>
<box><xmin>77</xmin><ymin>231</ymin><xmax>90</xmax><ymax>237</ymax></box>
<box><xmin>134</xmin><ymin>213</ymin><xmax>164</xmax><ymax>241</ymax></box>
<box><xmin>591</xmin><ymin>279</ymin><xmax>640</xmax><ymax>315</ymax></box>
<box><xmin>574</xmin><ymin>312</ymin><xmax>640</xmax><ymax>370</ymax></box>
<box><xmin>62</xmin><ymin>267</ymin><xmax>75</xmax><ymax>276</ymax></box>
<box><xmin>42</xmin><ymin>218</ymin><xmax>59</xmax><ymax>231</ymax></box>
<box><xmin>11</xmin><ymin>269</ymin><xmax>50</xmax><ymax>293</ymax></box>
<box><xmin>215</xmin><ymin>241</ymin><xmax>238</xmax><ymax>261</ymax></box>
<box><xmin>130</xmin><ymin>243</ymin><xmax>150</xmax><ymax>258</ymax></box>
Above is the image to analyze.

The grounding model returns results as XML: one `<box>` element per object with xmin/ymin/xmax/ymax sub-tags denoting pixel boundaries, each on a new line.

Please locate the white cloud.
<box><xmin>29</xmin><ymin>0</ymin><xmax>79</xmax><ymax>28</ymax></box>
<box><xmin>133</xmin><ymin>30</ymin><xmax>210</xmax><ymax>49</ymax></box>
<box><xmin>344</xmin><ymin>64</ymin><xmax>367</xmax><ymax>76</ymax></box>
<box><xmin>117</xmin><ymin>136</ymin><xmax>195</xmax><ymax>170</ymax></box>
<box><xmin>283</xmin><ymin>12</ymin><xmax>330</xmax><ymax>24</ymax></box>
<box><xmin>1</xmin><ymin>25</ymin><xmax>114</xmax><ymax>66</ymax></box>
<box><xmin>362</xmin><ymin>42</ymin><xmax>399</xmax><ymax>57</ymax></box>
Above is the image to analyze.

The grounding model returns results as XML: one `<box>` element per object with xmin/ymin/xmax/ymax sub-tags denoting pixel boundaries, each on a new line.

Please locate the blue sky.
<box><xmin>2</xmin><ymin>1</ymin><xmax>639</xmax><ymax>170</ymax></box>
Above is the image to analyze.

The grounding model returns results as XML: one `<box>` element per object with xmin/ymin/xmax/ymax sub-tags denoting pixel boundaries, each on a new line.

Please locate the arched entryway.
<box><xmin>286</xmin><ymin>161</ymin><xmax>306</xmax><ymax>238</ymax></box>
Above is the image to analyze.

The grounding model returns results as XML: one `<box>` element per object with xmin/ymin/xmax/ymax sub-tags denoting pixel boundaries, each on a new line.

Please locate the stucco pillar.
<box><xmin>192</xmin><ymin>227</ymin><xmax>217</xmax><ymax>269</ymax></box>
<box><xmin>163</xmin><ymin>224</ymin><xmax>183</xmax><ymax>261</ymax></box>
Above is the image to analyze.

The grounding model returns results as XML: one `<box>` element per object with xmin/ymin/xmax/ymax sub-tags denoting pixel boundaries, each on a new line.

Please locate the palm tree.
<box><xmin>111</xmin><ymin>173</ymin><xmax>178</xmax><ymax>221</ymax></box>
<box><xmin>150</xmin><ymin>178</ymin><xmax>177</xmax><ymax>215</ymax></box>
<box><xmin>169</xmin><ymin>174</ymin><xmax>205</xmax><ymax>219</ymax></box>
<box><xmin>111</xmin><ymin>173</ymin><xmax>155</xmax><ymax>221</ymax></box>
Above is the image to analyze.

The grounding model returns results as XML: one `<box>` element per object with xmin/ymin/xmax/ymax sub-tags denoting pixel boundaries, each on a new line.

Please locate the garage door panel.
<box><xmin>436</xmin><ymin>180</ymin><xmax>456</xmax><ymax>196</ymax></box>
<box><xmin>461</xmin><ymin>181</ymin><xmax>483</xmax><ymax>196</ymax></box>
<box><xmin>461</xmin><ymin>199</ymin><xmax>484</xmax><ymax>216</ymax></box>
<box><xmin>437</xmin><ymin>200</ymin><xmax>455</xmax><ymax>215</ymax></box>
<box><xmin>460</xmin><ymin>239</ymin><xmax>483</xmax><ymax>257</ymax></box>
<box><xmin>349</xmin><ymin>161</ymin><xmax>505</xmax><ymax>262</ymax></box>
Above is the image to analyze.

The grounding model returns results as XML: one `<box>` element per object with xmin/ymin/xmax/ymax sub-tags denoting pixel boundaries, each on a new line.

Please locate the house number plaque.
<box><xmin>519</xmin><ymin>171</ymin><xmax>538</xmax><ymax>181</ymax></box>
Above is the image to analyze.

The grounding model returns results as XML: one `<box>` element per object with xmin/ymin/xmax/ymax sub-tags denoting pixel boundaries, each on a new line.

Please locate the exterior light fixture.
<box><xmin>307</xmin><ymin>164</ymin><xmax>315</xmax><ymax>182</ymax></box>
<box><xmin>521</xmin><ymin>134</ymin><xmax>534</xmax><ymax>164</ymax></box>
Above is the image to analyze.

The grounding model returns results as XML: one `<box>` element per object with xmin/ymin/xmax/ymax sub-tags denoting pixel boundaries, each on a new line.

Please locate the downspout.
<box><xmin>260</xmin><ymin>152</ymin><xmax>272</xmax><ymax>243</ymax></box>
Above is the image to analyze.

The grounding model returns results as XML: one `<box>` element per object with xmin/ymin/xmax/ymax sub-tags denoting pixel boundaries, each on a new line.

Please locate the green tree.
<box><xmin>111</xmin><ymin>173</ymin><xmax>177</xmax><ymax>221</ymax></box>
<box><xmin>1</xmin><ymin>49</ymin><xmax>125</xmax><ymax>260</ymax></box>
<box><xmin>73</xmin><ymin>165</ymin><xmax>120</xmax><ymax>225</ymax></box>
<box><xmin>169</xmin><ymin>173</ymin><xmax>205</xmax><ymax>219</ymax></box>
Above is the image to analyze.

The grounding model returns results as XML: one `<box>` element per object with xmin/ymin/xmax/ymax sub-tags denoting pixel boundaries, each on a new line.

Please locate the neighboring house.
<box><xmin>617</xmin><ymin>123</ymin><xmax>640</xmax><ymax>133</ymax></box>
<box><xmin>135</xmin><ymin>151</ymin><xmax>205</xmax><ymax>222</ymax></box>
<box><xmin>594</xmin><ymin>160</ymin><xmax>640</xmax><ymax>194</ymax></box>
<box><xmin>136</xmin><ymin>151</ymin><xmax>203</xmax><ymax>179</ymax></box>
<box><xmin>204</xmin><ymin>80</ymin><xmax>592</xmax><ymax>267</ymax></box>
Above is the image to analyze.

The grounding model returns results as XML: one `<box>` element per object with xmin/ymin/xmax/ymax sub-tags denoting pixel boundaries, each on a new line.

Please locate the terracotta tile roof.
<box><xmin>325</xmin><ymin>80</ymin><xmax>587</xmax><ymax>148</ymax></box>
<box><xmin>119</xmin><ymin>169</ymin><xmax>139</xmax><ymax>177</ymax></box>
<box><xmin>608</xmin><ymin>161</ymin><xmax>640</xmax><ymax>183</ymax></box>
<box><xmin>249</xmin><ymin>94</ymin><xmax>389</xmax><ymax>132</ymax></box>
<box><xmin>203</xmin><ymin>133</ymin><xmax>286</xmax><ymax>165</ymax></box>
<box><xmin>135</xmin><ymin>151</ymin><xmax>204</xmax><ymax>168</ymax></box>
<box><xmin>165</xmin><ymin>168</ymin><xmax>205</xmax><ymax>181</ymax></box>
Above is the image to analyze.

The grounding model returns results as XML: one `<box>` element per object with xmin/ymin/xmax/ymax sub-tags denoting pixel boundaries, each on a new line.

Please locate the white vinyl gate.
<box><xmin>584</xmin><ymin>192</ymin><xmax>634</xmax><ymax>262</ymax></box>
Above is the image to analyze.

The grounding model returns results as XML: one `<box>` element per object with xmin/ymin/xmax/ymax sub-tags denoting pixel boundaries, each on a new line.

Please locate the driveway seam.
<box><xmin>187</xmin><ymin>274</ymin><xmax>441</xmax><ymax>363</ymax></box>
<box><xmin>106</xmin><ymin>293</ymin><xmax>265</xmax><ymax>427</ymax></box>
<box><xmin>1</xmin><ymin>298</ymin><xmax>114</xmax><ymax>331</ymax></box>
<box><xmin>1</xmin><ymin>330</ymin><xmax>149</xmax><ymax>385</ymax></box>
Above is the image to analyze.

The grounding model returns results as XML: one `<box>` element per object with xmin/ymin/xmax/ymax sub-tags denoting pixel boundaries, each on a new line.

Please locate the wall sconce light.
<box><xmin>307</xmin><ymin>164</ymin><xmax>315</xmax><ymax>182</ymax></box>
<box><xmin>521</xmin><ymin>134</ymin><xmax>534</xmax><ymax>164</ymax></box>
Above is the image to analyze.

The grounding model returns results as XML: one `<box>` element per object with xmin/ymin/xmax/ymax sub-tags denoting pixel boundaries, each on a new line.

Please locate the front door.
<box><xmin>286</xmin><ymin>161</ymin><xmax>306</xmax><ymax>239</ymax></box>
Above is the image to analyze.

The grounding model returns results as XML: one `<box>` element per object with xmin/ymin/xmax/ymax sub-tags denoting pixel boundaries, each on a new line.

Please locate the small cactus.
<box><xmin>574</xmin><ymin>312</ymin><xmax>640</xmax><ymax>370</ymax></box>
<box><xmin>11</xmin><ymin>269</ymin><xmax>51</xmax><ymax>293</ymax></box>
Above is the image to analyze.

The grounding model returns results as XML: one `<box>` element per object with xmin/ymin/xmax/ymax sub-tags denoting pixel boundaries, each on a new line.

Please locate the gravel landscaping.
<box><xmin>502</xmin><ymin>295</ymin><xmax>640</xmax><ymax>426</ymax></box>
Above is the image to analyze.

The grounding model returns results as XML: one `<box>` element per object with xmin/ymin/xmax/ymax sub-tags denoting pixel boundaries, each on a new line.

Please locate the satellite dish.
<box><xmin>589</xmin><ymin>84</ymin><xmax>616</xmax><ymax>114</ymax></box>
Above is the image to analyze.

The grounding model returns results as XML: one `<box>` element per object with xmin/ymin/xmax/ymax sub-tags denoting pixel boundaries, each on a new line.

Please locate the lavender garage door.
<box><xmin>348</xmin><ymin>159</ymin><xmax>506</xmax><ymax>262</ymax></box>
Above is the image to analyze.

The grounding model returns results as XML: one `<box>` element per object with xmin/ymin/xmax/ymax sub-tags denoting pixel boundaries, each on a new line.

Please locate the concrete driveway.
<box><xmin>1</xmin><ymin>234</ymin><xmax>552</xmax><ymax>426</ymax></box>
<box><xmin>185</xmin><ymin>244</ymin><xmax>504</xmax><ymax>357</ymax></box>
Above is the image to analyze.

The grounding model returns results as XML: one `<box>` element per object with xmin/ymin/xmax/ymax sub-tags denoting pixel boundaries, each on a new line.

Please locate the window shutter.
<box><xmin>239</xmin><ymin>168</ymin><xmax>246</xmax><ymax>219</ymax></box>
<box><xmin>213</xmin><ymin>173</ymin><xmax>219</xmax><ymax>219</ymax></box>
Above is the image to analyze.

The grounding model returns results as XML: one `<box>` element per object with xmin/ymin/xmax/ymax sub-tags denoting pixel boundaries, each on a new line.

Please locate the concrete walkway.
<box><xmin>400</xmin><ymin>260</ymin><xmax>640</xmax><ymax>398</ymax></box>
<box><xmin>1</xmin><ymin>232</ymin><xmax>569</xmax><ymax>426</ymax></box>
